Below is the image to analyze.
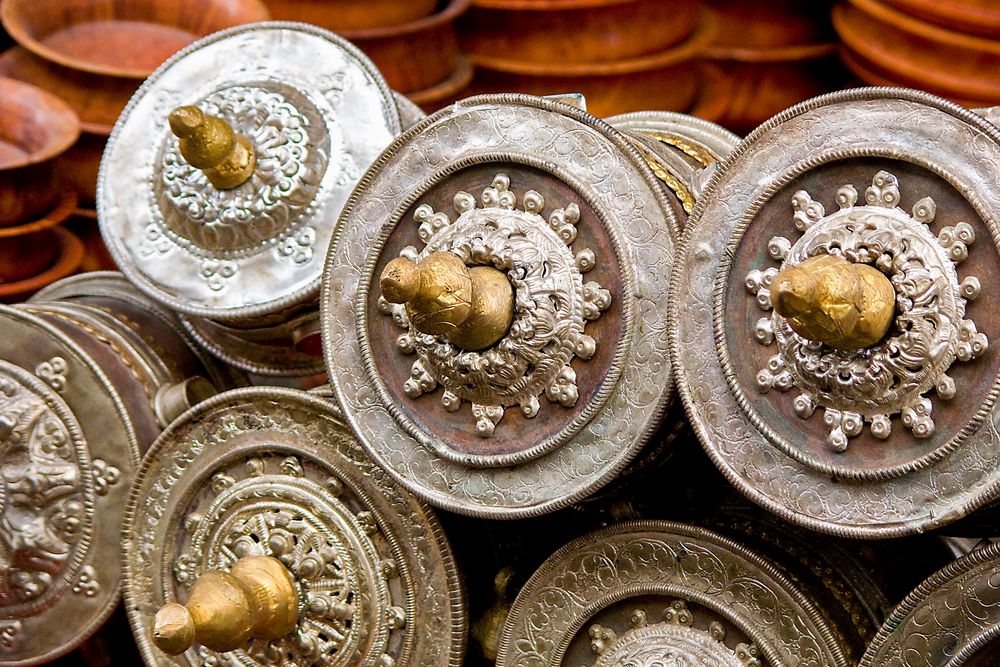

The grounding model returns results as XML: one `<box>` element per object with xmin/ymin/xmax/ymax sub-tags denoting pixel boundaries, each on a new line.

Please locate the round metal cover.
<box><xmin>321</xmin><ymin>94</ymin><xmax>678</xmax><ymax>517</ymax></box>
<box><xmin>99</xmin><ymin>22</ymin><xmax>401</xmax><ymax>321</ymax></box>
<box><xmin>861</xmin><ymin>541</ymin><xmax>1000</xmax><ymax>666</ymax></box>
<box><xmin>0</xmin><ymin>306</ymin><xmax>137</xmax><ymax>666</ymax></box>
<box><xmin>497</xmin><ymin>521</ymin><xmax>850</xmax><ymax>667</ymax></box>
<box><xmin>122</xmin><ymin>387</ymin><xmax>466</xmax><ymax>667</ymax></box>
<box><xmin>671</xmin><ymin>88</ymin><xmax>1000</xmax><ymax>539</ymax></box>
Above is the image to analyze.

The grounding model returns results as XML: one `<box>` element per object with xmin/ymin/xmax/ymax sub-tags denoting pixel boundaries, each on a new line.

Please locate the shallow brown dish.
<box><xmin>262</xmin><ymin>0</ymin><xmax>436</xmax><ymax>30</ymax></box>
<box><xmin>0</xmin><ymin>75</ymin><xmax>80</xmax><ymax>226</ymax></box>
<box><xmin>881</xmin><ymin>0</ymin><xmax>1000</xmax><ymax>39</ymax></box>
<box><xmin>0</xmin><ymin>46</ymin><xmax>135</xmax><ymax>133</ymax></box>
<box><xmin>409</xmin><ymin>56</ymin><xmax>474</xmax><ymax>112</ymax></box>
<box><xmin>0</xmin><ymin>0</ymin><xmax>270</xmax><ymax>79</ymax></box>
<box><xmin>688</xmin><ymin>62</ymin><xmax>731</xmax><ymax>123</ymax></box>
<box><xmin>0</xmin><ymin>225</ymin><xmax>83</xmax><ymax>301</ymax></box>
<box><xmin>705</xmin><ymin>0</ymin><xmax>836</xmax><ymax>49</ymax></box>
<box><xmin>0</xmin><ymin>190</ymin><xmax>75</xmax><ymax>282</ymax></box>
<box><xmin>341</xmin><ymin>0</ymin><xmax>469</xmax><ymax>93</ymax></box>
<box><xmin>833</xmin><ymin>0</ymin><xmax>1000</xmax><ymax>103</ymax></box>
<box><xmin>459</xmin><ymin>0</ymin><xmax>698</xmax><ymax>64</ymax></box>
<box><xmin>468</xmin><ymin>13</ymin><xmax>713</xmax><ymax>118</ymax></box>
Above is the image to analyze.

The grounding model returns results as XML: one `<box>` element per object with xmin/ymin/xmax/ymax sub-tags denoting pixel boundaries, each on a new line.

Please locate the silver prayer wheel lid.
<box><xmin>497</xmin><ymin>520</ymin><xmax>852</xmax><ymax>667</ymax></box>
<box><xmin>321</xmin><ymin>93</ymin><xmax>678</xmax><ymax>518</ymax></box>
<box><xmin>671</xmin><ymin>87</ymin><xmax>1000</xmax><ymax>538</ymax></box>
<box><xmin>98</xmin><ymin>22</ymin><xmax>401</xmax><ymax>321</ymax></box>
<box><xmin>0</xmin><ymin>306</ymin><xmax>137</xmax><ymax>666</ymax></box>
<box><xmin>861</xmin><ymin>541</ymin><xmax>1000</xmax><ymax>666</ymax></box>
<box><xmin>122</xmin><ymin>386</ymin><xmax>466</xmax><ymax>667</ymax></box>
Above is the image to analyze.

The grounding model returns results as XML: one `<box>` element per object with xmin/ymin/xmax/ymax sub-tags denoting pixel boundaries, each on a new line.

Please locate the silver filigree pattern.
<box><xmin>585</xmin><ymin>602</ymin><xmax>761</xmax><ymax>667</ymax></box>
<box><xmin>746</xmin><ymin>170</ymin><xmax>987</xmax><ymax>451</ymax></box>
<box><xmin>381</xmin><ymin>173</ymin><xmax>611</xmax><ymax>438</ymax></box>
<box><xmin>34</xmin><ymin>357</ymin><xmax>67</xmax><ymax>393</ymax></box>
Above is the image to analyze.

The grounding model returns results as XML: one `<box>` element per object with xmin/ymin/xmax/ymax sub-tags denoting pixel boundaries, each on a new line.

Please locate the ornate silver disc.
<box><xmin>321</xmin><ymin>94</ymin><xmax>677</xmax><ymax>517</ymax></box>
<box><xmin>497</xmin><ymin>521</ymin><xmax>850</xmax><ymax>667</ymax></box>
<box><xmin>0</xmin><ymin>307</ymin><xmax>136</xmax><ymax>666</ymax></box>
<box><xmin>860</xmin><ymin>541</ymin><xmax>1000</xmax><ymax>666</ymax></box>
<box><xmin>121</xmin><ymin>387</ymin><xmax>465</xmax><ymax>667</ymax></box>
<box><xmin>670</xmin><ymin>88</ymin><xmax>1000</xmax><ymax>538</ymax></box>
<box><xmin>99</xmin><ymin>22</ymin><xmax>401</xmax><ymax>321</ymax></box>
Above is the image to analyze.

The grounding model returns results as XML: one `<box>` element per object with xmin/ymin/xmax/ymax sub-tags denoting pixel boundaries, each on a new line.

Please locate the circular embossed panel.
<box><xmin>860</xmin><ymin>541</ymin><xmax>1000</xmax><ymax>666</ymax></box>
<box><xmin>99</xmin><ymin>22</ymin><xmax>400</xmax><ymax>321</ymax></box>
<box><xmin>122</xmin><ymin>387</ymin><xmax>465</xmax><ymax>667</ymax></box>
<box><xmin>0</xmin><ymin>307</ymin><xmax>136</xmax><ymax>666</ymax></box>
<box><xmin>322</xmin><ymin>94</ymin><xmax>677</xmax><ymax>517</ymax></box>
<box><xmin>671</xmin><ymin>88</ymin><xmax>1000</xmax><ymax>538</ymax></box>
<box><xmin>496</xmin><ymin>521</ymin><xmax>851</xmax><ymax>667</ymax></box>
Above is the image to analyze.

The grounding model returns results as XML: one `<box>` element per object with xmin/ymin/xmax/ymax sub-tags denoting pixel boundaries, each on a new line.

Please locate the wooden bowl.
<box><xmin>56</xmin><ymin>130</ymin><xmax>108</xmax><ymax>208</ymax></box>
<box><xmin>0</xmin><ymin>0</ymin><xmax>270</xmax><ymax>79</ymax></box>
<box><xmin>63</xmin><ymin>206</ymin><xmax>118</xmax><ymax>272</ymax></box>
<box><xmin>833</xmin><ymin>0</ymin><xmax>1000</xmax><ymax>104</ymax></box>
<box><xmin>262</xmin><ymin>0</ymin><xmax>436</xmax><ymax>30</ymax></box>
<box><xmin>0</xmin><ymin>191</ymin><xmax>75</xmax><ymax>282</ymax></box>
<box><xmin>0</xmin><ymin>76</ymin><xmax>80</xmax><ymax>226</ymax></box>
<box><xmin>688</xmin><ymin>62</ymin><xmax>731</xmax><ymax>124</ymax></box>
<box><xmin>467</xmin><ymin>13</ymin><xmax>713</xmax><ymax>118</ymax></box>
<box><xmin>459</xmin><ymin>0</ymin><xmax>699</xmax><ymax>64</ymax></box>
<box><xmin>0</xmin><ymin>225</ymin><xmax>84</xmax><ymax>302</ymax></box>
<box><xmin>341</xmin><ymin>0</ymin><xmax>470</xmax><ymax>94</ymax></box>
<box><xmin>706</xmin><ymin>0</ymin><xmax>836</xmax><ymax>50</ymax></box>
<box><xmin>0</xmin><ymin>46</ymin><xmax>135</xmax><ymax>134</ymax></box>
<box><xmin>410</xmin><ymin>56</ymin><xmax>474</xmax><ymax>113</ymax></box>
<box><xmin>880</xmin><ymin>0</ymin><xmax>1000</xmax><ymax>39</ymax></box>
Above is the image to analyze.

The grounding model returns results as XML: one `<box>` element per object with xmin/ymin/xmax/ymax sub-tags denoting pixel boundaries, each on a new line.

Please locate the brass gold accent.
<box><xmin>168</xmin><ymin>105</ymin><xmax>256</xmax><ymax>190</ymax></box>
<box><xmin>770</xmin><ymin>254</ymin><xmax>895</xmax><ymax>350</ymax></box>
<box><xmin>471</xmin><ymin>567</ymin><xmax>515</xmax><ymax>663</ymax></box>
<box><xmin>380</xmin><ymin>251</ymin><xmax>515</xmax><ymax>351</ymax></box>
<box><xmin>152</xmin><ymin>556</ymin><xmax>297</xmax><ymax>655</ymax></box>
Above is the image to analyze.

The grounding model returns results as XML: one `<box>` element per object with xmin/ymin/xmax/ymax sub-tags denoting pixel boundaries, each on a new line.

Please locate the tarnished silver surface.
<box><xmin>99</xmin><ymin>22</ymin><xmax>401</xmax><ymax>321</ymax></box>
<box><xmin>860</xmin><ymin>541</ymin><xmax>1000</xmax><ymax>666</ymax></box>
<box><xmin>122</xmin><ymin>387</ymin><xmax>465</xmax><ymax>667</ymax></box>
<box><xmin>321</xmin><ymin>93</ymin><xmax>677</xmax><ymax>517</ymax></box>
<box><xmin>0</xmin><ymin>307</ymin><xmax>136</xmax><ymax>666</ymax></box>
<box><xmin>670</xmin><ymin>88</ymin><xmax>1000</xmax><ymax>538</ymax></box>
<box><xmin>496</xmin><ymin>521</ymin><xmax>850</xmax><ymax>667</ymax></box>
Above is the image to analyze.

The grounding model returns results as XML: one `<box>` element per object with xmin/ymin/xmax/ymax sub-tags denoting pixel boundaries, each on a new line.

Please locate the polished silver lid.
<box><xmin>99</xmin><ymin>22</ymin><xmax>401</xmax><ymax>321</ymax></box>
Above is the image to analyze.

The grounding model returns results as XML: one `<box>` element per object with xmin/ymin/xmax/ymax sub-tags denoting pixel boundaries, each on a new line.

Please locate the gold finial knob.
<box><xmin>168</xmin><ymin>105</ymin><xmax>256</xmax><ymax>190</ymax></box>
<box><xmin>152</xmin><ymin>556</ymin><xmax>298</xmax><ymax>655</ymax></box>
<box><xmin>770</xmin><ymin>254</ymin><xmax>895</xmax><ymax>350</ymax></box>
<box><xmin>380</xmin><ymin>252</ymin><xmax>514</xmax><ymax>351</ymax></box>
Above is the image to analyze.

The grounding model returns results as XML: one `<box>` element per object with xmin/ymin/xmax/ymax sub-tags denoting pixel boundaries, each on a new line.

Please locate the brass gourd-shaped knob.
<box><xmin>380</xmin><ymin>251</ymin><xmax>515</xmax><ymax>351</ymax></box>
<box><xmin>152</xmin><ymin>556</ymin><xmax>298</xmax><ymax>655</ymax></box>
<box><xmin>770</xmin><ymin>254</ymin><xmax>896</xmax><ymax>350</ymax></box>
<box><xmin>168</xmin><ymin>105</ymin><xmax>256</xmax><ymax>190</ymax></box>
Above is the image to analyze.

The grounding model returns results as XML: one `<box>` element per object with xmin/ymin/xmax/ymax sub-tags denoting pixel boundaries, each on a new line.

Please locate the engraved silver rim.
<box><xmin>669</xmin><ymin>86</ymin><xmax>1000</xmax><ymax>539</ymax></box>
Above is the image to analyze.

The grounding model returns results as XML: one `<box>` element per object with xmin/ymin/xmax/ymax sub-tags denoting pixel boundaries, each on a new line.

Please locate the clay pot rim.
<box><xmin>0</xmin><ymin>76</ymin><xmax>80</xmax><ymax>170</ymax></box>
<box><xmin>0</xmin><ymin>226</ymin><xmax>84</xmax><ymax>297</ymax></box>
<box><xmin>881</xmin><ymin>0</ymin><xmax>1000</xmax><ymax>33</ymax></box>
<box><xmin>847</xmin><ymin>0</ymin><xmax>1000</xmax><ymax>54</ymax></box>
<box><xmin>407</xmin><ymin>57</ymin><xmax>473</xmax><ymax>105</ymax></box>
<box><xmin>0</xmin><ymin>191</ymin><xmax>76</xmax><ymax>237</ymax></box>
<box><xmin>704</xmin><ymin>42</ymin><xmax>837</xmax><ymax>63</ymax></box>
<box><xmin>834</xmin><ymin>4</ymin><xmax>1000</xmax><ymax>100</ymax></box>
<box><xmin>471</xmin><ymin>0</ymin><xmax>667</xmax><ymax>11</ymax></box>
<box><xmin>340</xmin><ymin>0</ymin><xmax>471</xmax><ymax>40</ymax></box>
<box><xmin>0</xmin><ymin>0</ymin><xmax>271</xmax><ymax>80</ymax></box>
<box><xmin>469</xmin><ymin>9</ymin><xmax>714</xmax><ymax>75</ymax></box>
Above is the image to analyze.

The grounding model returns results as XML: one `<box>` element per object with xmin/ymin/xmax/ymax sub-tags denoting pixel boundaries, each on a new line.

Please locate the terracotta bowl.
<box><xmin>262</xmin><ymin>0</ymin><xmax>436</xmax><ymax>30</ymax></box>
<box><xmin>342</xmin><ymin>0</ymin><xmax>470</xmax><ymax>94</ymax></box>
<box><xmin>459</xmin><ymin>0</ymin><xmax>699</xmax><ymax>64</ymax></box>
<box><xmin>0</xmin><ymin>225</ymin><xmax>83</xmax><ymax>302</ymax></box>
<box><xmin>0</xmin><ymin>46</ymin><xmax>135</xmax><ymax>134</ymax></box>
<box><xmin>0</xmin><ymin>76</ymin><xmax>80</xmax><ymax>226</ymax></box>
<box><xmin>410</xmin><ymin>57</ymin><xmax>474</xmax><ymax>113</ymax></box>
<box><xmin>467</xmin><ymin>13</ymin><xmax>713</xmax><ymax>118</ymax></box>
<box><xmin>833</xmin><ymin>0</ymin><xmax>1000</xmax><ymax>104</ymax></box>
<box><xmin>63</xmin><ymin>207</ymin><xmax>118</xmax><ymax>272</ymax></box>
<box><xmin>706</xmin><ymin>0</ymin><xmax>836</xmax><ymax>50</ymax></box>
<box><xmin>56</xmin><ymin>130</ymin><xmax>108</xmax><ymax>208</ymax></box>
<box><xmin>0</xmin><ymin>0</ymin><xmax>270</xmax><ymax>79</ymax></box>
<box><xmin>881</xmin><ymin>0</ymin><xmax>1000</xmax><ymax>39</ymax></box>
<box><xmin>0</xmin><ymin>191</ymin><xmax>75</xmax><ymax>282</ymax></box>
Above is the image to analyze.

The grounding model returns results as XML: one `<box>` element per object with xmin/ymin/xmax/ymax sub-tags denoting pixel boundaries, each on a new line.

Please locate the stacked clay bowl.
<box><xmin>459</xmin><ymin>0</ymin><xmax>711</xmax><ymax>118</ymax></box>
<box><xmin>0</xmin><ymin>0</ymin><xmax>270</xmax><ymax>208</ymax></box>
<box><xmin>263</xmin><ymin>0</ymin><xmax>471</xmax><ymax>111</ymax></box>
<box><xmin>0</xmin><ymin>76</ymin><xmax>84</xmax><ymax>301</ymax></box>
<box><xmin>703</xmin><ymin>0</ymin><xmax>845</xmax><ymax>134</ymax></box>
<box><xmin>835</xmin><ymin>0</ymin><xmax>1000</xmax><ymax>107</ymax></box>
